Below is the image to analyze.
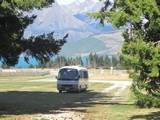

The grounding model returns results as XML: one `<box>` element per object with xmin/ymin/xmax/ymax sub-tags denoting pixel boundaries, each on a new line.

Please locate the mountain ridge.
<box><xmin>17</xmin><ymin>1</ymin><xmax>123</xmax><ymax>68</ymax></box>
<box><xmin>24</xmin><ymin>2</ymin><xmax>98</xmax><ymax>41</ymax></box>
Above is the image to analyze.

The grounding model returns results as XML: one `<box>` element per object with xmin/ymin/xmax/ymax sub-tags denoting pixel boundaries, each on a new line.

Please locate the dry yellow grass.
<box><xmin>0</xmin><ymin>68</ymin><xmax>130</xmax><ymax>81</ymax></box>
<box><xmin>48</xmin><ymin>68</ymin><xmax>130</xmax><ymax>81</ymax></box>
<box><xmin>88</xmin><ymin>69</ymin><xmax>130</xmax><ymax>80</ymax></box>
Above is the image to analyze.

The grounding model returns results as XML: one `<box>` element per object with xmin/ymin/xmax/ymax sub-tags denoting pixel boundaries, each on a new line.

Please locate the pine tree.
<box><xmin>0</xmin><ymin>0</ymin><xmax>67</xmax><ymax>66</ymax></box>
<box><xmin>89</xmin><ymin>53</ymin><xmax>94</xmax><ymax>68</ymax></box>
<box><xmin>91</xmin><ymin>0</ymin><xmax>160</xmax><ymax>107</ymax></box>
<box><xmin>104</xmin><ymin>55</ymin><xmax>110</xmax><ymax>69</ymax></box>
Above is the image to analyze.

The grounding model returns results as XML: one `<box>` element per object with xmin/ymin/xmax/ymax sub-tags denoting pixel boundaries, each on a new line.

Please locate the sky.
<box><xmin>57</xmin><ymin>0</ymin><xmax>98</xmax><ymax>5</ymax></box>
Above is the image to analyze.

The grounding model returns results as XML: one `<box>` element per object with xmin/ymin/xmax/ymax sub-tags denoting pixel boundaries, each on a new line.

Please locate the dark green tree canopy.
<box><xmin>91</xmin><ymin>0</ymin><xmax>160</xmax><ymax>107</ymax></box>
<box><xmin>0</xmin><ymin>0</ymin><xmax>67</xmax><ymax>66</ymax></box>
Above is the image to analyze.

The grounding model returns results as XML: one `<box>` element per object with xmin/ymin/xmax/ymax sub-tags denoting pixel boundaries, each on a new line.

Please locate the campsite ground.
<box><xmin>0</xmin><ymin>69</ymin><xmax>159</xmax><ymax>120</ymax></box>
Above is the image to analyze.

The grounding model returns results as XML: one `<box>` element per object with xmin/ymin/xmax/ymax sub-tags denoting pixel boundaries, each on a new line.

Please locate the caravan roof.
<box><xmin>59</xmin><ymin>66</ymin><xmax>87</xmax><ymax>71</ymax></box>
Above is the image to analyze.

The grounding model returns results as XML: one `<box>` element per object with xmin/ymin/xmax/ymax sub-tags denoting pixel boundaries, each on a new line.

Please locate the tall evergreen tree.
<box><xmin>89</xmin><ymin>53</ymin><xmax>94</xmax><ymax>67</ymax></box>
<box><xmin>91</xmin><ymin>0</ymin><xmax>160</xmax><ymax>107</ymax></box>
<box><xmin>0</xmin><ymin>0</ymin><xmax>67</xmax><ymax>66</ymax></box>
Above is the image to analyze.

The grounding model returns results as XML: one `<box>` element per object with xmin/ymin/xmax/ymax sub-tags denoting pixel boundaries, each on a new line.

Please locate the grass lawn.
<box><xmin>88</xmin><ymin>69</ymin><xmax>130</xmax><ymax>81</ymax></box>
<box><xmin>0</xmin><ymin>75</ymin><xmax>109</xmax><ymax>120</ymax></box>
<box><xmin>0</xmin><ymin>68</ymin><xmax>130</xmax><ymax>81</ymax></box>
<box><xmin>0</xmin><ymin>75</ymin><xmax>159</xmax><ymax>120</ymax></box>
<box><xmin>85</xmin><ymin>87</ymin><xmax>160</xmax><ymax>120</ymax></box>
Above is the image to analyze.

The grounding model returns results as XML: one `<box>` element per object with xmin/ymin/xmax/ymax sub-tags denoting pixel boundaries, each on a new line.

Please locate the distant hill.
<box><xmin>14</xmin><ymin>1</ymin><xmax>123</xmax><ymax>68</ymax></box>
<box><xmin>93</xmin><ymin>31</ymin><xmax>124</xmax><ymax>55</ymax></box>
<box><xmin>60</xmin><ymin>37</ymin><xmax>106</xmax><ymax>56</ymax></box>
<box><xmin>15</xmin><ymin>31</ymin><xmax>124</xmax><ymax>68</ymax></box>
<box><xmin>60</xmin><ymin>31</ymin><xmax>124</xmax><ymax>56</ymax></box>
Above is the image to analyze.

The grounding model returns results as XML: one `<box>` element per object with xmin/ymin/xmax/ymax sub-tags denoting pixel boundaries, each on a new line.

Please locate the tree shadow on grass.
<box><xmin>0</xmin><ymin>90</ymin><xmax>105</xmax><ymax>115</ymax></box>
<box><xmin>0</xmin><ymin>90</ymin><xmax>133</xmax><ymax>116</ymax></box>
<box><xmin>130</xmin><ymin>111</ymin><xmax>160</xmax><ymax>120</ymax></box>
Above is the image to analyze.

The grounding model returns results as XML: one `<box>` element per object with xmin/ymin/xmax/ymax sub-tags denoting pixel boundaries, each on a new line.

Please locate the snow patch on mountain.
<box><xmin>24</xmin><ymin>3</ymin><xmax>97</xmax><ymax>41</ymax></box>
<box><xmin>62</xmin><ymin>0</ymin><xmax>98</xmax><ymax>14</ymax></box>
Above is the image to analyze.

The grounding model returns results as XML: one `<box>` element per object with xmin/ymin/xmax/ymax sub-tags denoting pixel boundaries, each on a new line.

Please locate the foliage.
<box><xmin>0</xmin><ymin>0</ymin><xmax>67</xmax><ymax>66</ymax></box>
<box><xmin>88</xmin><ymin>53</ymin><xmax>120</xmax><ymax>69</ymax></box>
<box><xmin>91</xmin><ymin>0</ymin><xmax>160</xmax><ymax>107</ymax></box>
<box><xmin>136</xmin><ymin>92</ymin><xmax>160</xmax><ymax>108</ymax></box>
<box><xmin>37</xmin><ymin>54</ymin><xmax>122</xmax><ymax>69</ymax></box>
<box><xmin>37</xmin><ymin>56</ymin><xmax>84</xmax><ymax>68</ymax></box>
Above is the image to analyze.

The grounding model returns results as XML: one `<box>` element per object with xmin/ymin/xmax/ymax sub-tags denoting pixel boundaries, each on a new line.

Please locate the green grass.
<box><xmin>85</xmin><ymin>87</ymin><xmax>160</xmax><ymax>120</ymax></box>
<box><xmin>0</xmin><ymin>75</ymin><xmax>159</xmax><ymax>120</ymax></box>
<box><xmin>0</xmin><ymin>74</ymin><xmax>51</xmax><ymax>81</ymax></box>
<box><xmin>0</xmin><ymin>75</ymin><xmax>110</xmax><ymax>120</ymax></box>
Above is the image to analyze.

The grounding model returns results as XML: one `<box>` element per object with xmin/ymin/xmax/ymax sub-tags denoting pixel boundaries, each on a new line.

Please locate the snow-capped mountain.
<box><xmin>18</xmin><ymin>1</ymin><xmax>123</xmax><ymax>68</ymax></box>
<box><xmin>86</xmin><ymin>0</ymin><xmax>114</xmax><ymax>13</ymax></box>
<box><xmin>63</xmin><ymin>0</ymin><xmax>114</xmax><ymax>32</ymax></box>
<box><xmin>62</xmin><ymin>0</ymin><xmax>98</xmax><ymax>14</ymax></box>
<box><xmin>62</xmin><ymin>0</ymin><xmax>107</xmax><ymax>14</ymax></box>
<box><xmin>74</xmin><ymin>13</ymin><xmax>114</xmax><ymax>32</ymax></box>
<box><xmin>24</xmin><ymin>2</ymin><xmax>97</xmax><ymax>41</ymax></box>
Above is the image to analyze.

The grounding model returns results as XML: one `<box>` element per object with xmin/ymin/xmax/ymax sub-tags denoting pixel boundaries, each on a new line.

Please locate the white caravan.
<box><xmin>56</xmin><ymin>66</ymin><xmax>89</xmax><ymax>93</ymax></box>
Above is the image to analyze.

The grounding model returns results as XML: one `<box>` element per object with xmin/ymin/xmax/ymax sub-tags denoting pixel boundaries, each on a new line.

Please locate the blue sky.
<box><xmin>57</xmin><ymin>0</ymin><xmax>98</xmax><ymax>5</ymax></box>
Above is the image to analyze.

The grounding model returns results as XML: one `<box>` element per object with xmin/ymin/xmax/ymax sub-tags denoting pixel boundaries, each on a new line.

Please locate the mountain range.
<box><xmin>62</xmin><ymin>0</ymin><xmax>114</xmax><ymax>32</ymax></box>
<box><xmin>24</xmin><ymin>2</ymin><xmax>97</xmax><ymax>41</ymax></box>
<box><xmin>16</xmin><ymin>0</ymin><xmax>124</xmax><ymax>67</ymax></box>
<box><xmin>62</xmin><ymin>0</ymin><xmax>98</xmax><ymax>14</ymax></box>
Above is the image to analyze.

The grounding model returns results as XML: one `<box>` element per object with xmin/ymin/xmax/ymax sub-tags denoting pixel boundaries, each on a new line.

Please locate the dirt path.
<box><xmin>101</xmin><ymin>81</ymin><xmax>131</xmax><ymax>102</ymax></box>
<box><xmin>33</xmin><ymin>80</ymin><xmax>132</xmax><ymax>120</ymax></box>
<box><xmin>35</xmin><ymin>110</ymin><xmax>85</xmax><ymax>120</ymax></box>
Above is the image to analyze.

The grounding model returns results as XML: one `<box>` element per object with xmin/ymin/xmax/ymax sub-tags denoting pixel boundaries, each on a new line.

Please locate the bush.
<box><xmin>136</xmin><ymin>94</ymin><xmax>160</xmax><ymax>108</ymax></box>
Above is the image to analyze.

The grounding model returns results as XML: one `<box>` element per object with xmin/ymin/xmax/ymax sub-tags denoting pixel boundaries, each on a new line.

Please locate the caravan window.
<box><xmin>58</xmin><ymin>68</ymin><xmax>79</xmax><ymax>80</ymax></box>
<box><xmin>80</xmin><ymin>70</ymin><xmax>88</xmax><ymax>79</ymax></box>
<box><xmin>83</xmin><ymin>71</ymin><xmax>88</xmax><ymax>79</ymax></box>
